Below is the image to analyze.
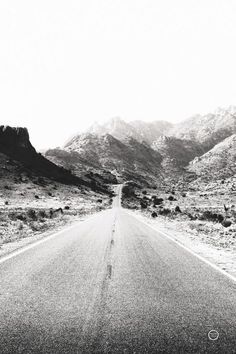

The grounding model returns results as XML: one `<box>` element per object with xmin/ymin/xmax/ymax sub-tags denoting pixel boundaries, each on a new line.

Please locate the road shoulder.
<box><xmin>127</xmin><ymin>209</ymin><xmax>236</xmax><ymax>280</ymax></box>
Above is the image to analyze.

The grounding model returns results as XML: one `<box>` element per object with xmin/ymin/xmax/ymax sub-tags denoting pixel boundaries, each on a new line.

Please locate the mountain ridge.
<box><xmin>46</xmin><ymin>105</ymin><xmax>236</xmax><ymax>188</ymax></box>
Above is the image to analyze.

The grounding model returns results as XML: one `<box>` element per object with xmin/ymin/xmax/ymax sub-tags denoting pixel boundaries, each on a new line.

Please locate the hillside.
<box><xmin>129</xmin><ymin>120</ymin><xmax>173</xmax><ymax>144</ymax></box>
<box><xmin>0</xmin><ymin>126</ymin><xmax>83</xmax><ymax>186</ymax></box>
<box><xmin>168</xmin><ymin>106</ymin><xmax>236</xmax><ymax>151</ymax></box>
<box><xmin>0</xmin><ymin>126</ymin><xmax>111</xmax><ymax>195</ymax></box>
<box><xmin>188</xmin><ymin>134</ymin><xmax>236</xmax><ymax>181</ymax></box>
<box><xmin>83</xmin><ymin>118</ymin><xmax>140</xmax><ymax>143</ymax></box>
<box><xmin>152</xmin><ymin>136</ymin><xmax>204</xmax><ymax>174</ymax></box>
<box><xmin>0</xmin><ymin>126</ymin><xmax>112</xmax><ymax>249</ymax></box>
<box><xmin>48</xmin><ymin>133</ymin><xmax>164</xmax><ymax>185</ymax></box>
<box><xmin>45</xmin><ymin>147</ymin><xmax>117</xmax><ymax>185</ymax></box>
<box><xmin>46</xmin><ymin>106</ymin><xmax>236</xmax><ymax>189</ymax></box>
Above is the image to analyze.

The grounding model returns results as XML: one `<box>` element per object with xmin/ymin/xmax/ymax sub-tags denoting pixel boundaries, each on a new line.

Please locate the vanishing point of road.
<box><xmin>0</xmin><ymin>185</ymin><xmax>236</xmax><ymax>353</ymax></box>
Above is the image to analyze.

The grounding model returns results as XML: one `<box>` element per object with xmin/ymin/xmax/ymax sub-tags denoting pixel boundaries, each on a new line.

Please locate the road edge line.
<box><xmin>127</xmin><ymin>210</ymin><xmax>236</xmax><ymax>284</ymax></box>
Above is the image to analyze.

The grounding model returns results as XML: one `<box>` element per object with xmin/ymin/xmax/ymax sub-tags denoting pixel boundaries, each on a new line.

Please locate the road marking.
<box><xmin>107</xmin><ymin>264</ymin><xmax>112</xmax><ymax>279</ymax></box>
<box><xmin>0</xmin><ymin>210</ymin><xmax>109</xmax><ymax>266</ymax></box>
<box><xmin>128</xmin><ymin>211</ymin><xmax>236</xmax><ymax>284</ymax></box>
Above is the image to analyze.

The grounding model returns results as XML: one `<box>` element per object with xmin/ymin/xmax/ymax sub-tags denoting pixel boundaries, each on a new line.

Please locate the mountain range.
<box><xmin>1</xmin><ymin>105</ymin><xmax>235</xmax><ymax>193</ymax></box>
<box><xmin>45</xmin><ymin>106</ymin><xmax>236</xmax><ymax>187</ymax></box>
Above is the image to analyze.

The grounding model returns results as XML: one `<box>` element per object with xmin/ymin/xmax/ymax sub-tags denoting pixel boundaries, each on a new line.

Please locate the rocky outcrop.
<box><xmin>0</xmin><ymin>125</ymin><xmax>88</xmax><ymax>186</ymax></box>
<box><xmin>0</xmin><ymin>126</ymin><xmax>35</xmax><ymax>152</ymax></box>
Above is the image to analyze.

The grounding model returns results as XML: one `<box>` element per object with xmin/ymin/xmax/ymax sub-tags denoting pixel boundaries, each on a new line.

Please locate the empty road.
<box><xmin>0</xmin><ymin>185</ymin><xmax>236</xmax><ymax>353</ymax></box>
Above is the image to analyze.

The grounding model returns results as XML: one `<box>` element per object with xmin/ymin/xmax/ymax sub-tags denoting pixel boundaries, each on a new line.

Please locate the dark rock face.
<box><xmin>0</xmin><ymin>125</ymin><xmax>82</xmax><ymax>186</ymax></box>
<box><xmin>0</xmin><ymin>125</ymin><xmax>111</xmax><ymax>194</ymax></box>
<box><xmin>0</xmin><ymin>126</ymin><xmax>35</xmax><ymax>151</ymax></box>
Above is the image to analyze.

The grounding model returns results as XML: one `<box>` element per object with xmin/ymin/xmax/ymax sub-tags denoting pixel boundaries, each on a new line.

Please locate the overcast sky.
<box><xmin>1</xmin><ymin>0</ymin><xmax>236</xmax><ymax>149</ymax></box>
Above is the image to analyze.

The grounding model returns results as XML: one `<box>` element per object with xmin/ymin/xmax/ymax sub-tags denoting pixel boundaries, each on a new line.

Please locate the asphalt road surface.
<box><xmin>0</xmin><ymin>185</ymin><xmax>236</xmax><ymax>353</ymax></box>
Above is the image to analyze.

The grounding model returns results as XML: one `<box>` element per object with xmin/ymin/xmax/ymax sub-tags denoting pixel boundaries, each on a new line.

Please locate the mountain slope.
<box><xmin>0</xmin><ymin>126</ymin><xmax>83</xmax><ymax>185</ymax></box>
<box><xmin>83</xmin><ymin>117</ymin><xmax>172</xmax><ymax>145</ymax></box>
<box><xmin>188</xmin><ymin>134</ymin><xmax>236</xmax><ymax>180</ymax></box>
<box><xmin>47</xmin><ymin>106</ymin><xmax>236</xmax><ymax>189</ymax></box>
<box><xmin>129</xmin><ymin>120</ymin><xmax>173</xmax><ymax>144</ymax></box>
<box><xmin>49</xmin><ymin>133</ymin><xmax>164</xmax><ymax>185</ymax></box>
<box><xmin>152</xmin><ymin>136</ymin><xmax>204</xmax><ymax>174</ymax></box>
<box><xmin>83</xmin><ymin>118</ymin><xmax>140</xmax><ymax>143</ymax></box>
<box><xmin>0</xmin><ymin>126</ymin><xmax>112</xmax><ymax>194</ymax></box>
<box><xmin>168</xmin><ymin>106</ymin><xmax>236</xmax><ymax>151</ymax></box>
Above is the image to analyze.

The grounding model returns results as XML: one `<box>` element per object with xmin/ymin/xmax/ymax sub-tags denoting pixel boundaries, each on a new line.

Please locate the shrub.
<box><xmin>35</xmin><ymin>195</ymin><xmax>39</xmax><ymax>199</ymax></box>
<box><xmin>151</xmin><ymin>211</ymin><xmax>158</xmax><ymax>218</ymax></box>
<box><xmin>168</xmin><ymin>196</ymin><xmax>175</xmax><ymax>201</ymax></box>
<box><xmin>187</xmin><ymin>212</ymin><xmax>197</xmax><ymax>220</ymax></box>
<box><xmin>38</xmin><ymin>210</ymin><xmax>47</xmax><ymax>218</ymax></box>
<box><xmin>16</xmin><ymin>214</ymin><xmax>26</xmax><ymax>222</ymax></box>
<box><xmin>4</xmin><ymin>201</ymin><xmax>9</xmax><ymax>205</ymax></box>
<box><xmin>97</xmin><ymin>199</ymin><xmax>102</xmax><ymax>203</ymax></box>
<box><xmin>175</xmin><ymin>206</ymin><xmax>181</xmax><ymax>213</ymax></box>
<box><xmin>140</xmin><ymin>201</ymin><xmax>148</xmax><ymax>209</ymax></box>
<box><xmin>8</xmin><ymin>212</ymin><xmax>18</xmax><ymax>221</ymax></box>
<box><xmin>198</xmin><ymin>211</ymin><xmax>225</xmax><ymax>224</ymax></box>
<box><xmin>29</xmin><ymin>222</ymin><xmax>40</xmax><ymax>232</ymax></box>
<box><xmin>64</xmin><ymin>206</ymin><xmax>70</xmax><ymax>210</ymax></box>
<box><xmin>153</xmin><ymin>197</ymin><xmax>164</xmax><ymax>206</ymax></box>
<box><xmin>221</xmin><ymin>219</ymin><xmax>232</xmax><ymax>228</ymax></box>
<box><xmin>27</xmin><ymin>209</ymin><xmax>37</xmax><ymax>220</ymax></box>
<box><xmin>55</xmin><ymin>208</ymin><xmax>63</xmax><ymax>214</ymax></box>
<box><xmin>122</xmin><ymin>185</ymin><xmax>136</xmax><ymax>198</ymax></box>
<box><xmin>202</xmin><ymin>211</ymin><xmax>218</xmax><ymax>222</ymax></box>
<box><xmin>159</xmin><ymin>208</ymin><xmax>171</xmax><ymax>216</ymax></box>
<box><xmin>17</xmin><ymin>222</ymin><xmax>24</xmax><ymax>231</ymax></box>
<box><xmin>217</xmin><ymin>214</ymin><xmax>224</xmax><ymax>223</ymax></box>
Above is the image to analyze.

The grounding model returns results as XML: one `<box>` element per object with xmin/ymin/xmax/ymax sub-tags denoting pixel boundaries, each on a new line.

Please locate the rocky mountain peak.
<box><xmin>0</xmin><ymin>125</ymin><xmax>33</xmax><ymax>150</ymax></box>
<box><xmin>167</xmin><ymin>106</ymin><xmax>236</xmax><ymax>151</ymax></box>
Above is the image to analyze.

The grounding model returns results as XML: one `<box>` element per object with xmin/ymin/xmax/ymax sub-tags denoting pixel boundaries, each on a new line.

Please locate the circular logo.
<box><xmin>208</xmin><ymin>330</ymin><xmax>219</xmax><ymax>341</ymax></box>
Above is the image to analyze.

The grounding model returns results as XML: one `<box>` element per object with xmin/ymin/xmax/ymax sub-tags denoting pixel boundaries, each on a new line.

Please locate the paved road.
<box><xmin>0</xmin><ymin>185</ymin><xmax>236</xmax><ymax>353</ymax></box>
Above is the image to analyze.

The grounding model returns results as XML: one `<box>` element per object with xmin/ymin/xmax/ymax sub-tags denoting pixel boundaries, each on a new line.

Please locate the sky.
<box><xmin>1</xmin><ymin>0</ymin><xmax>236</xmax><ymax>149</ymax></box>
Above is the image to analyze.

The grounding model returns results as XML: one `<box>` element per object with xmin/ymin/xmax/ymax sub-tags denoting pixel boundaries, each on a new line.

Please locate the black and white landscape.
<box><xmin>0</xmin><ymin>106</ymin><xmax>235</xmax><ymax>352</ymax></box>
<box><xmin>1</xmin><ymin>1</ymin><xmax>236</xmax><ymax>353</ymax></box>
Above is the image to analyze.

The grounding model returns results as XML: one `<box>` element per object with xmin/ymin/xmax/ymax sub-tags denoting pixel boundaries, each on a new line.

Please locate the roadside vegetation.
<box><xmin>0</xmin><ymin>173</ymin><xmax>112</xmax><ymax>251</ymax></box>
<box><xmin>122</xmin><ymin>181</ymin><xmax>236</xmax><ymax>250</ymax></box>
